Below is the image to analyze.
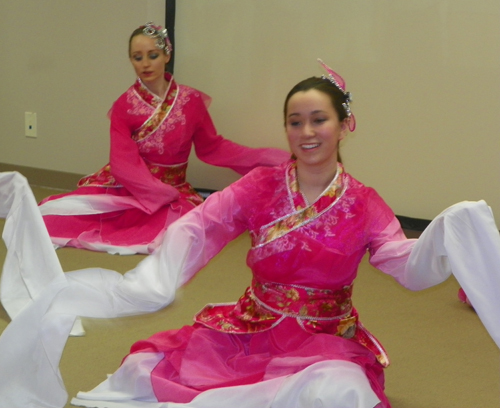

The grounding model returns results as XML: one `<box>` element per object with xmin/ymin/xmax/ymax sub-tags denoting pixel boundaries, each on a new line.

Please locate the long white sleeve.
<box><xmin>0</xmin><ymin>172</ymin><xmax>65</xmax><ymax>318</ymax></box>
<box><xmin>404</xmin><ymin>200</ymin><xmax>500</xmax><ymax>349</ymax></box>
<box><xmin>0</xmin><ymin>172</ymin><xmax>72</xmax><ymax>407</ymax></box>
<box><xmin>0</xmin><ymin>178</ymin><xmax>245</xmax><ymax>408</ymax></box>
<box><xmin>371</xmin><ymin>200</ymin><xmax>500</xmax><ymax>350</ymax></box>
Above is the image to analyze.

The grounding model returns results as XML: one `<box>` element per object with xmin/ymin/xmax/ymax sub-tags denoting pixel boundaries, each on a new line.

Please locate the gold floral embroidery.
<box><xmin>337</xmin><ymin>316</ymin><xmax>356</xmax><ymax>338</ymax></box>
<box><xmin>194</xmin><ymin>281</ymin><xmax>390</xmax><ymax>367</ymax></box>
<box><xmin>320</xmin><ymin>303</ymin><xmax>334</xmax><ymax>313</ymax></box>
<box><xmin>132</xmin><ymin>86</ymin><xmax>178</xmax><ymax>142</ymax></box>
<box><xmin>290</xmin><ymin>178</ymin><xmax>300</xmax><ymax>193</ymax></box>
<box><xmin>78</xmin><ymin>161</ymin><xmax>191</xmax><ymax>189</ymax></box>
<box><xmin>299</xmin><ymin>305</ymin><xmax>309</xmax><ymax>316</ymax></box>
<box><xmin>286</xmin><ymin>288</ymin><xmax>300</xmax><ymax>301</ymax></box>
<box><xmin>253</xmin><ymin>161</ymin><xmax>346</xmax><ymax>248</ymax></box>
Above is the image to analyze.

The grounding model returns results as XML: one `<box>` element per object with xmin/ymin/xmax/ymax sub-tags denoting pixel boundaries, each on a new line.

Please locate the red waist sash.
<box><xmin>195</xmin><ymin>279</ymin><xmax>389</xmax><ymax>367</ymax></box>
<box><xmin>78</xmin><ymin>161</ymin><xmax>190</xmax><ymax>188</ymax></box>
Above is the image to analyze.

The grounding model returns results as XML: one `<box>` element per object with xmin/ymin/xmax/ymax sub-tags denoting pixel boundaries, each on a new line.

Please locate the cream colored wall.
<box><xmin>0</xmin><ymin>0</ymin><xmax>165</xmax><ymax>174</ymax></box>
<box><xmin>176</xmin><ymin>1</ymin><xmax>500</xmax><ymax>223</ymax></box>
<box><xmin>1</xmin><ymin>1</ymin><xmax>498</xmax><ymax>223</ymax></box>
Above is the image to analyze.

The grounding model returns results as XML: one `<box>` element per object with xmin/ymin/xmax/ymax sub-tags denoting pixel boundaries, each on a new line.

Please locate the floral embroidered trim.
<box><xmin>251</xmin><ymin>161</ymin><xmax>347</xmax><ymax>248</ymax></box>
<box><xmin>193</xmin><ymin>279</ymin><xmax>389</xmax><ymax>366</ymax></box>
<box><xmin>356</xmin><ymin>322</ymin><xmax>390</xmax><ymax>367</ymax></box>
<box><xmin>131</xmin><ymin>73</ymin><xmax>179</xmax><ymax>142</ymax></box>
<box><xmin>133</xmin><ymin>79</ymin><xmax>162</xmax><ymax>109</ymax></box>
<box><xmin>249</xmin><ymin>289</ymin><xmax>352</xmax><ymax>321</ymax></box>
<box><xmin>194</xmin><ymin>280</ymin><xmax>354</xmax><ymax>335</ymax></box>
<box><xmin>78</xmin><ymin>161</ymin><xmax>189</xmax><ymax>188</ymax></box>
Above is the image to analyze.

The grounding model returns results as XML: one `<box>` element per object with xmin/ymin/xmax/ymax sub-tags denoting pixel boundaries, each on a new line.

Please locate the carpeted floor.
<box><xmin>0</xmin><ymin>185</ymin><xmax>499</xmax><ymax>408</ymax></box>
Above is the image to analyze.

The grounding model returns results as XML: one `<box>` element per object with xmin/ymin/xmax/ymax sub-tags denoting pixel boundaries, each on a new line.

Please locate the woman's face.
<box><xmin>285</xmin><ymin>89</ymin><xmax>347</xmax><ymax>169</ymax></box>
<box><xmin>129</xmin><ymin>34</ymin><xmax>170</xmax><ymax>88</ymax></box>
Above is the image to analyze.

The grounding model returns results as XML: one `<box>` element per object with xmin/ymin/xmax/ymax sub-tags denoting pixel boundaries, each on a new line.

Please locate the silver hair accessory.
<box><xmin>143</xmin><ymin>22</ymin><xmax>172</xmax><ymax>54</ymax></box>
<box><xmin>317</xmin><ymin>58</ymin><xmax>356</xmax><ymax>131</ymax></box>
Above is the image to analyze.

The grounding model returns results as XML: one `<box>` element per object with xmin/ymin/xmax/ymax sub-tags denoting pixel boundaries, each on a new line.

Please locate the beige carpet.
<box><xmin>0</xmin><ymin>186</ymin><xmax>498</xmax><ymax>408</ymax></box>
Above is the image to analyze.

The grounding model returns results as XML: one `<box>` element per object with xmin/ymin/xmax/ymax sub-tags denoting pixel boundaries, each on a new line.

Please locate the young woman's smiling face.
<box><xmin>129</xmin><ymin>34</ymin><xmax>170</xmax><ymax>91</ymax></box>
<box><xmin>285</xmin><ymin>89</ymin><xmax>347</xmax><ymax>170</ymax></box>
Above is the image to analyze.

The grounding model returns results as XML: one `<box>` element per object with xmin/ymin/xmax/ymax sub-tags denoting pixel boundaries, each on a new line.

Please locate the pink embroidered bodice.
<box><xmin>74</xmin><ymin>73</ymin><xmax>289</xmax><ymax>214</ymax></box>
<box><xmin>236</xmin><ymin>162</ymin><xmax>395</xmax><ymax>289</ymax></box>
<box><xmin>192</xmin><ymin>161</ymin><xmax>401</xmax><ymax>366</ymax></box>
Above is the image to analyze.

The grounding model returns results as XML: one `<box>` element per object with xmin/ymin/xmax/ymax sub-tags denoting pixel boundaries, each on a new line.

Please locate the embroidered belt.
<box><xmin>250</xmin><ymin>280</ymin><xmax>353</xmax><ymax>321</ymax></box>
<box><xmin>195</xmin><ymin>279</ymin><xmax>390</xmax><ymax>367</ymax></box>
<box><xmin>78</xmin><ymin>161</ymin><xmax>189</xmax><ymax>188</ymax></box>
<box><xmin>195</xmin><ymin>279</ymin><xmax>357</xmax><ymax>337</ymax></box>
<box><xmin>146</xmin><ymin>161</ymin><xmax>188</xmax><ymax>187</ymax></box>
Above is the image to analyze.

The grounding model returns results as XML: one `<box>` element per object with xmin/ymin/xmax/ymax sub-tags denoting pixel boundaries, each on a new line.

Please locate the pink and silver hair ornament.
<box><xmin>142</xmin><ymin>22</ymin><xmax>172</xmax><ymax>54</ymax></box>
<box><xmin>317</xmin><ymin>58</ymin><xmax>356</xmax><ymax>131</ymax></box>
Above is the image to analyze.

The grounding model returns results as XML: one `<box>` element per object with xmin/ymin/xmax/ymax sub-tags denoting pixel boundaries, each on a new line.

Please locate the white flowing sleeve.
<box><xmin>0</xmin><ymin>172</ymin><xmax>66</xmax><ymax>319</ymax></box>
<box><xmin>368</xmin><ymin>217</ymin><xmax>417</xmax><ymax>287</ymax></box>
<box><xmin>370</xmin><ymin>200</ymin><xmax>500</xmax><ymax>350</ymax></box>
<box><xmin>102</xmin><ymin>187</ymin><xmax>248</xmax><ymax>312</ymax></box>
<box><xmin>0</xmin><ymin>177</ymin><xmax>246</xmax><ymax>408</ymax></box>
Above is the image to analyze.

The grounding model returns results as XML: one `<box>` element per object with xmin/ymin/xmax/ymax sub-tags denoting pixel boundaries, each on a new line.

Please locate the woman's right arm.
<box><xmin>110</xmin><ymin>184</ymin><xmax>248</xmax><ymax>313</ymax></box>
<box><xmin>109</xmin><ymin>99</ymin><xmax>180</xmax><ymax>214</ymax></box>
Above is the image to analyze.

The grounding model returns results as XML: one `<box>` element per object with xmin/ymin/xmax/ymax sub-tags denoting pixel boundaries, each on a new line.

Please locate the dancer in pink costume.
<box><xmin>39</xmin><ymin>22</ymin><xmax>289</xmax><ymax>255</ymax></box>
<box><xmin>68</xmin><ymin>61</ymin><xmax>500</xmax><ymax>408</ymax></box>
<box><xmin>73</xmin><ymin>59</ymin><xmax>393</xmax><ymax>407</ymax></box>
<box><xmin>1</xmin><ymin>60</ymin><xmax>499</xmax><ymax>408</ymax></box>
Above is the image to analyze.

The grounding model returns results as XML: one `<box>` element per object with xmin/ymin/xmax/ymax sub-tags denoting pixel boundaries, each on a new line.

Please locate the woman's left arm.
<box><xmin>369</xmin><ymin>201</ymin><xmax>500</xmax><ymax>349</ymax></box>
<box><xmin>368</xmin><ymin>217</ymin><xmax>418</xmax><ymax>288</ymax></box>
<box><xmin>191</xmin><ymin>94</ymin><xmax>290</xmax><ymax>175</ymax></box>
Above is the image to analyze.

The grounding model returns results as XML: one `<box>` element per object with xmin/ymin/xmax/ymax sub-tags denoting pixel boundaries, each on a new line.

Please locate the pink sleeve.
<box><xmin>191</xmin><ymin>99</ymin><xmax>290</xmax><ymax>175</ymax></box>
<box><xmin>159</xmin><ymin>184</ymin><xmax>248</xmax><ymax>287</ymax></box>
<box><xmin>368</xmin><ymin>217</ymin><xmax>417</xmax><ymax>287</ymax></box>
<box><xmin>109</xmin><ymin>99</ymin><xmax>179</xmax><ymax>214</ymax></box>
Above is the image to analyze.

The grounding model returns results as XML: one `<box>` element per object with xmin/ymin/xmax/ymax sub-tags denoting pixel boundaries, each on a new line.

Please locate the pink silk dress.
<box><xmin>108</xmin><ymin>161</ymin><xmax>406</xmax><ymax>407</ymax></box>
<box><xmin>39</xmin><ymin>73</ymin><xmax>289</xmax><ymax>254</ymax></box>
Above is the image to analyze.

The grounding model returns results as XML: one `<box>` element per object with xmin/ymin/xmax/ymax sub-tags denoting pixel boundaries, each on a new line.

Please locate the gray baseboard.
<box><xmin>0</xmin><ymin>163</ymin><xmax>84</xmax><ymax>191</ymax></box>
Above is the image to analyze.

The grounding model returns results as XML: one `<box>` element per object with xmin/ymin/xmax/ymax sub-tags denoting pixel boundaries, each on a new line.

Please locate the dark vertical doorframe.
<box><xmin>165</xmin><ymin>0</ymin><xmax>176</xmax><ymax>74</ymax></box>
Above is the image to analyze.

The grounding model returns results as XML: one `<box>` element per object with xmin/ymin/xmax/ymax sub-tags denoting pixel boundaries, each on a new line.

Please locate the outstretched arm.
<box><xmin>368</xmin><ymin>217</ymin><xmax>417</xmax><ymax>288</ymax></box>
<box><xmin>191</xmin><ymin>97</ymin><xmax>290</xmax><ymax>175</ymax></box>
<box><xmin>0</xmin><ymin>182</ymin><xmax>248</xmax><ymax>407</ymax></box>
<box><xmin>370</xmin><ymin>201</ymin><xmax>500</xmax><ymax>350</ymax></box>
<box><xmin>108</xmin><ymin>186</ymin><xmax>248</xmax><ymax>313</ymax></box>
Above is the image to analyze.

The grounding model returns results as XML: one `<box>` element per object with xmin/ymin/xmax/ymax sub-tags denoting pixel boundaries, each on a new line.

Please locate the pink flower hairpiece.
<box><xmin>143</xmin><ymin>22</ymin><xmax>173</xmax><ymax>54</ymax></box>
<box><xmin>317</xmin><ymin>58</ymin><xmax>356</xmax><ymax>132</ymax></box>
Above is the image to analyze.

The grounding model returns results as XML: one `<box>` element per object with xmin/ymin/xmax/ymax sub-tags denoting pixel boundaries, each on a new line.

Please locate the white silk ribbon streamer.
<box><xmin>0</xmin><ymin>171</ymin><xmax>190</xmax><ymax>407</ymax></box>
<box><xmin>0</xmin><ymin>172</ymin><xmax>65</xmax><ymax>318</ymax></box>
<box><xmin>404</xmin><ymin>200</ymin><xmax>500</xmax><ymax>349</ymax></box>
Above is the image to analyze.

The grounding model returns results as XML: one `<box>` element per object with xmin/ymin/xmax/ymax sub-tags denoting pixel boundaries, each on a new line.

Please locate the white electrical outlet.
<box><xmin>25</xmin><ymin>112</ymin><xmax>37</xmax><ymax>138</ymax></box>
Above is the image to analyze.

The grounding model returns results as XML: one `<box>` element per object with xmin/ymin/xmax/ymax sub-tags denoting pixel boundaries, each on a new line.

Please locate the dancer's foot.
<box><xmin>458</xmin><ymin>288</ymin><xmax>474</xmax><ymax>309</ymax></box>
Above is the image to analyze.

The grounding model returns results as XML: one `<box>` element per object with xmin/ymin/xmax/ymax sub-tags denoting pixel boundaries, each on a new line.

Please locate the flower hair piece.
<box><xmin>317</xmin><ymin>58</ymin><xmax>356</xmax><ymax>131</ymax></box>
<box><xmin>143</xmin><ymin>22</ymin><xmax>172</xmax><ymax>54</ymax></box>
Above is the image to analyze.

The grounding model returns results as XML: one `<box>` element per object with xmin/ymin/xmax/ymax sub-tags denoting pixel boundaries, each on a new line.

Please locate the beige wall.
<box><xmin>1</xmin><ymin>1</ymin><xmax>499</xmax><ymax>224</ymax></box>
<box><xmin>0</xmin><ymin>0</ymin><xmax>165</xmax><ymax>175</ymax></box>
